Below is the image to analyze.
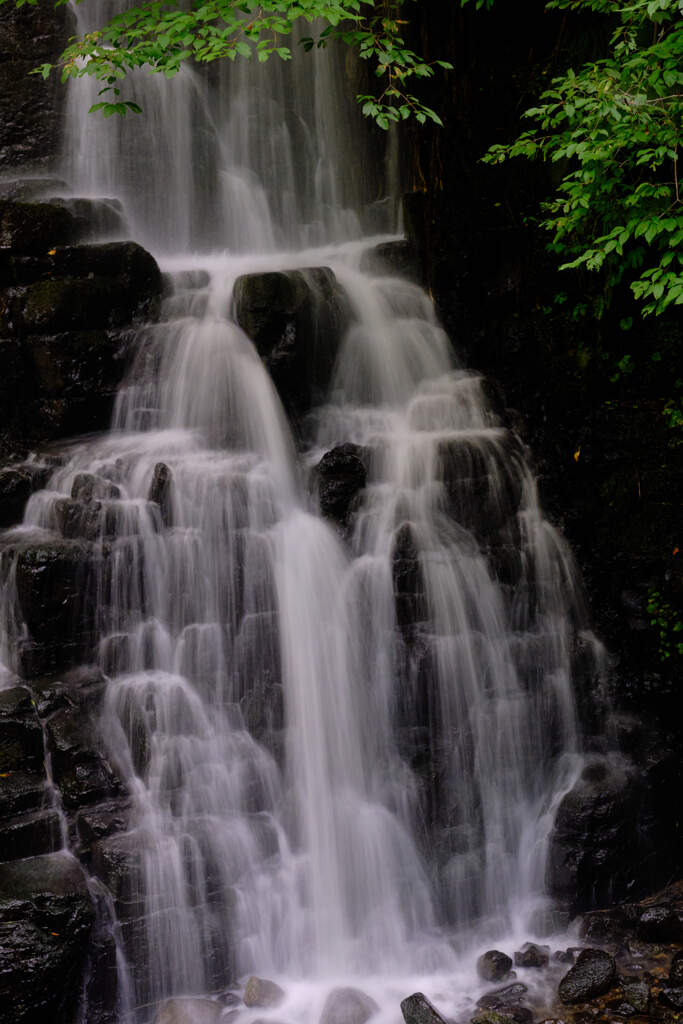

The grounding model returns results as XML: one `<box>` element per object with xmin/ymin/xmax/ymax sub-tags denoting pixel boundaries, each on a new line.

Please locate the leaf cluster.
<box><xmin>647</xmin><ymin>586</ymin><xmax>683</xmax><ymax>660</ymax></box>
<box><xmin>483</xmin><ymin>0</ymin><xmax>683</xmax><ymax>315</ymax></box>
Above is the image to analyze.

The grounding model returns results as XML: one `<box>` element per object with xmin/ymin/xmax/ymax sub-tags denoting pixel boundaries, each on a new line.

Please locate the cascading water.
<box><xmin>60</xmin><ymin>2</ymin><xmax>388</xmax><ymax>252</ymax></box>
<box><xmin>0</xmin><ymin>9</ymin><xmax>608</xmax><ymax>1024</ymax></box>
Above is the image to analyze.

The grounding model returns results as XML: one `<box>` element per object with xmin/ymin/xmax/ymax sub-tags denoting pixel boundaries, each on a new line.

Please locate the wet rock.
<box><xmin>0</xmin><ymin>178</ymin><xmax>68</xmax><ymax>203</ymax></box>
<box><xmin>243</xmin><ymin>976</ymin><xmax>285</xmax><ymax>1008</ymax></box>
<box><xmin>580</xmin><ymin>907</ymin><xmax>638</xmax><ymax>945</ymax></box>
<box><xmin>514</xmin><ymin>942</ymin><xmax>550</xmax><ymax>968</ymax></box>
<box><xmin>235</xmin><ymin>612</ymin><xmax>282</xmax><ymax>703</ymax></box>
<box><xmin>314</xmin><ymin>443</ymin><xmax>367</xmax><ymax>527</ymax></box>
<box><xmin>7</xmin><ymin>271</ymin><xmax>156</xmax><ymax>333</ymax></box>
<box><xmin>0</xmin><ymin>466</ymin><xmax>43</xmax><ymax>527</ymax></box>
<box><xmin>0</xmin><ymin>3</ymin><xmax>72</xmax><ymax>170</ymax></box>
<box><xmin>558</xmin><ymin>949</ymin><xmax>617</xmax><ymax>1004</ymax></box>
<box><xmin>240</xmin><ymin>682</ymin><xmax>284</xmax><ymax>740</ymax></box>
<box><xmin>0</xmin><ymin>807</ymin><xmax>62</xmax><ymax>861</ymax></box>
<box><xmin>1</xmin><ymin>242</ymin><xmax>161</xmax><ymax>441</ymax></box>
<box><xmin>234</xmin><ymin>266</ymin><xmax>350</xmax><ymax>415</ymax></box>
<box><xmin>472</xmin><ymin>1013</ymin><xmax>526</xmax><ymax>1024</ymax></box>
<box><xmin>154</xmin><ymin>996</ymin><xmax>223</xmax><ymax>1024</ymax></box>
<box><xmin>29</xmin><ymin>664</ymin><xmax>107</xmax><ymax>718</ymax></box>
<box><xmin>670</xmin><ymin>951</ymin><xmax>683</xmax><ymax>986</ymax></box>
<box><xmin>5</xmin><ymin>241</ymin><xmax>163</xmax><ymax>306</ymax></box>
<box><xmin>626</xmin><ymin>936</ymin><xmax>665</xmax><ymax>958</ymax></box>
<box><xmin>90</xmin><ymin>831</ymin><xmax>144</xmax><ymax>920</ymax></box>
<box><xmin>437</xmin><ymin>433</ymin><xmax>524</xmax><ymax>541</ymax></box>
<box><xmin>218</xmin><ymin>991</ymin><xmax>241</xmax><ymax>1008</ymax></box>
<box><xmin>71</xmin><ymin>472</ymin><xmax>120</xmax><ymax>502</ymax></box>
<box><xmin>477</xmin><ymin>950</ymin><xmax>513</xmax><ymax>982</ymax></box>
<box><xmin>0</xmin><ymin>852</ymin><xmax>94</xmax><ymax>1024</ymax></box>
<box><xmin>47</xmin><ymin>196</ymin><xmax>126</xmax><ymax>240</ymax></box>
<box><xmin>548</xmin><ymin>756</ymin><xmax>641</xmax><ymax>911</ymax></box>
<box><xmin>400</xmin><ymin>992</ymin><xmax>449</xmax><ymax>1024</ymax></box>
<box><xmin>637</xmin><ymin>905</ymin><xmax>682</xmax><ymax>943</ymax></box>
<box><xmin>479</xmin><ymin>978</ymin><xmax>532</xmax><ymax>1019</ymax></box>
<box><xmin>149</xmin><ymin>461</ymin><xmax>173</xmax><ymax>526</ymax></box>
<box><xmin>392</xmin><ymin>521</ymin><xmax>427</xmax><ymax>637</ymax></box>
<box><xmin>617</xmin><ymin>980</ymin><xmax>650</xmax><ymax>1014</ymax></box>
<box><xmin>320</xmin><ymin>987</ymin><xmax>380</xmax><ymax>1024</ymax></box>
<box><xmin>659</xmin><ymin>988</ymin><xmax>683</xmax><ymax>1011</ymax></box>
<box><xmin>75</xmin><ymin>799</ymin><xmax>130</xmax><ymax>848</ymax></box>
<box><xmin>477</xmin><ymin>984</ymin><xmax>528</xmax><ymax>1014</ymax></box>
<box><xmin>0</xmin><ymin>337</ymin><xmax>31</xmax><ymax>432</ymax></box>
<box><xmin>0</xmin><ymin>771</ymin><xmax>48</xmax><ymax>818</ymax></box>
<box><xmin>27</xmin><ymin>328</ymin><xmax>135</xmax><ymax>436</ymax></box>
<box><xmin>15</xmin><ymin>538</ymin><xmax>95</xmax><ymax>673</ymax></box>
<box><xmin>0</xmin><ymin>685</ymin><xmax>44</xmax><ymax>773</ymax></box>
<box><xmin>360</xmin><ymin>240</ymin><xmax>422</xmax><ymax>282</ymax></box>
<box><xmin>45</xmin><ymin>705</ymin><xmax>123</xmax><ymax>810</ymax></box>
<box><xmin>55</xmin><ymin>496</ymin><xmax>105</xmax><ymax>541</ymax></box>
<box><xmin>0</xmin><ymin>681</ymin><xmax>37</xmax><ymax>719</ymax></box>
<box><xmin>0</xmin><ymin>199</ymin><xmax>79</xmax><ymax>253</ymax></box>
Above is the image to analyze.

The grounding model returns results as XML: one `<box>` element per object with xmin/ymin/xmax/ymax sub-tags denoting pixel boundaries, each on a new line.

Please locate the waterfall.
<box><xmin>0</xmin><ymin>9</ymin><xmax>607</xmax><ymax>1024</ymax></box>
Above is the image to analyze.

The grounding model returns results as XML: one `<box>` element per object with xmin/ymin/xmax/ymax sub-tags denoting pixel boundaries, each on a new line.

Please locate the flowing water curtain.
<box><xmin>0</xmin><ymin>5</ymin><xmax>609</xmax><ymax>1017</ymax></box>
<box><xmin>61</xmin><ymin>2</ymin><xmax>392</xmax><ymax>252</ymax></box>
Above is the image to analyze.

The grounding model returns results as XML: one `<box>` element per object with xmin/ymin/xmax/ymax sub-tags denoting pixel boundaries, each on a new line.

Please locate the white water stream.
<box><xmin>0</xmin><ymin>11</ymin><xmax>606</xmax><ymax>1024</ymax></box>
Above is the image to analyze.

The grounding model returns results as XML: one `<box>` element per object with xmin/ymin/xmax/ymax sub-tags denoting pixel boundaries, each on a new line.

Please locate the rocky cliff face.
<box><xmin>0</xmin><ymin>3</ymin><xmax>72</xmax><ymax>171</ymax></box>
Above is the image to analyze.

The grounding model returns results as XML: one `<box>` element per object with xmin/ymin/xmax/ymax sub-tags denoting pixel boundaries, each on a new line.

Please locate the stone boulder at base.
<box><xmin>0</xmin><ymin>852</ymin><xmax>94</xmax><ymax>1024</ymax></box>
<box><xmin>233</xmin><ymin>266</ymin><xmax>350</xmax><ymax>416</ymax></box>
<box><xmin>476</xmin><ymin>983</ymin><xmax>532</xmax><ymax>1024</ymax></box>
<box><xmin>400</xmin><ymin>993</ymin><xmax>449</xmax><ymax>1024</ymax></box>
<box><xmin>547</xmin><ymin>755</ymin><xmax>640</xmax><ymax>911</ymax></box>
<box><xmin>477</xmin><ymin>950</ymin><xmax>513</xmax><ymax>982</ymax></box>
<box><xmin>320</xmin><ymin>987</ymin><xmax>379</xmax><ymax>1024</ymax></box>
<box><xmin>514</xmin><ymin>942</ymin><xmax>550</xmax><ymax>968</ymax></box>
<box><xmin>670</xmin><ymin>950</ymin><xmax>683</xmax><ymax>986</ymax></box>
<box><xmin>472</xmin><ymin>1013</ymin><xmax>524</xmax><ymax>1024</ymax></box>
<box><xmin>558</xmin><ymin>948</ymin><xmax>617</xmax><ymax>1004</ymax></box>
<box><xmin>154</xmin><ymin>996</ymin><xmax>223</xmax><ymax>1024</ymax></box>
<box><xmin>243</xmin><ymin>976</ymin><xmax>285</xmax><ymax>1008</ymax></box>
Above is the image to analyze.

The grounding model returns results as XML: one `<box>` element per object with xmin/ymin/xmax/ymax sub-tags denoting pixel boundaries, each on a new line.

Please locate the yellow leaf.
<box><xmin>573</xmin><ymin>446</ymin><xmax>581</xmax><ymax>462</ymax></box>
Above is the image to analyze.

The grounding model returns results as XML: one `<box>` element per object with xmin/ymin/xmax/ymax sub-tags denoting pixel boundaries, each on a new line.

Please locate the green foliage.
<box><xmin>662</xmin><ymin>376</ymin><xmax>683</xmax><ymax>441</ymax></box>
<box><xmin>3</xmin><ymin>0</ymin><xmax>454</xmax><ymax>128</ymax></box>
<box><xmin>483</xmin><ymin>0</ymin><xmax>683</xmax><ymax>316</ymax></box>
<box><xmin>647</xmin><ymin>587</ymin><xmax>683</xmax><ymax>660</ymax></box>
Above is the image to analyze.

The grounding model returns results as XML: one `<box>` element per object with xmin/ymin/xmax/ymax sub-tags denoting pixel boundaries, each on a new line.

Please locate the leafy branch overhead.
<box><xmin>6</xmin><ymin>0</ymin><xmax>456</xmax><ymax>128</ymax></box>
<box><xmin>484</xmin><ymin>0</ymin><xmax>683</xmax><ymax>316</ymax></box>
